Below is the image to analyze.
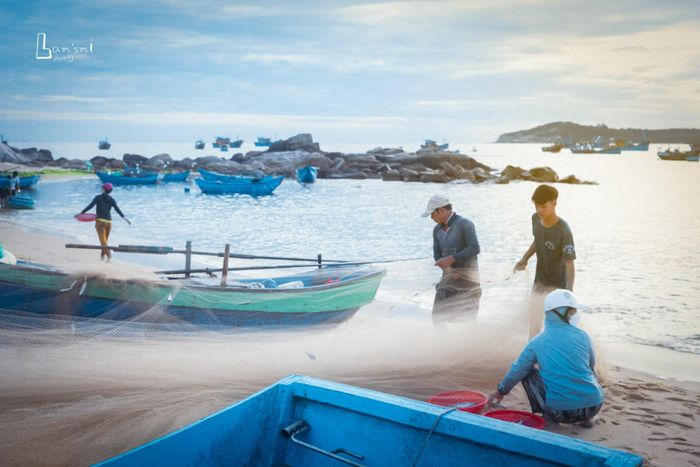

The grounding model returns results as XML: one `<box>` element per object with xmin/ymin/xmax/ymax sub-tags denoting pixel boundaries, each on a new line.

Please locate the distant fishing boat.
<box><xmin>195</xmin><ymin>175</ymin><xmax>283</xmax><ymax>196</ymax></box>
<box><xmin>0</xmin><ymin>262</ymin><xmax>384</xmax><ymax>327</ymax></box>
<box><xmin>421</xmin><ymin>139</ymin><xmax>449</xmax><ymax>151</ymax></box>
<box><xmin>229</xmin><ymin>135</ymin><xmax>243</xmax><ymax>148</ymax></box>
<box><xmin>98</xmin><ymin>138</ymin><xmax>111</xmax><ymax>150</ymax></box>
<box><xmin>95</xmin><ymin>375</ymin><xmax>643</xmax><ymax>466</ymax></box>
<box><xmin>96</xmin><ymin>171</ymin><xmax>160</xmax><ymax>186</ymax></box>
<box><xmin>541</xmin><ymin>143</ymin><xmax>563</xmax><ymax>153</ymax></box>
<box><xmin>198</xmin><ymin>168</ymin><xmax>273</xmax><ymax>183</ymax></box>
<box><xmin>254</xmin><ymin>136</ymin><xmax>273</xmax><ymax>147</ymax></box>
<box><xmin>296</xmin><ymin>165</ymin><xmax>318</xmax><ymax>184</ymax></box>
<box><xmin>194</xmin><ymin>139</ymin><xmax>205</xmax><ymax>150</ymax></box>
<box><xmin>161</xmin><ymin>170</ymin><xmax>190</xmax><ymax>183</ymax></box>
<box><xmin>570</xmin><ymin>143</ymin><xmax>621</xmax><ymax>154</ymax></box>
<box><xmin>212</xmin><ymin>136</ymin><xmax>230</xmax><ymax>148</ymax></box>
<box><xmin>620</xmin><ymin>141</ymin><xmax>650</xmax><ymax>151</ymax></box>
<box><xmin>0</xmin><ymin>174</ymin><xmax>40</xmax><ymax>189</ymax></box>
<box><xmin>219</xmin><ymin>145</ymin><xmax>228</xmax><ymax>152</ymax></box>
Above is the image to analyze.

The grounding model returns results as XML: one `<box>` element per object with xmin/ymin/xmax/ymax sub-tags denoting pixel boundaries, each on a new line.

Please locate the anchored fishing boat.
<box><xmin>98</xmin><ymin>138</ymin><xmax>111</xmax><ymax>150</ymax></box>
<box><xmin>194</xmin><ymin>139</ymin><xmax>205</xmax><ymax>150</ymax></box>
<box><xmin>0</xmin><ymin>174</ymin><xmax>40</xmax><ymax>189</ymax></box>
<box><xmin>421</xmin><ymin>139</ymin><xmax>449</xmax><ymax>151</ymax></box>
<box><xmin>0</xmin><ymin>260</ymin><xmax>385</xmax><ymax>327</ymax></box>
<box><xmin>195</xmin><ymin>176</ymin><xmax>283</xmax><ymax>196</ymax></box>
<box><xmin>255</xmin><ymin>136</ymin><xmax>273</xmax><ymax>147</ymax></box>
<box><xmin>95</xmin><ymin>375</ymin><xmax>642</xmax><ymax>466</ymax></box>
<box><xmin>161</xmin><ymin>170</ymin><xmax>190</xmax><ymax>183</ymax></box>
<box><xmin>296</xmin><ymin>165</ymin><xmax>318</xmax><ymax>184</ymax></box>
<box><xmin>96</xmin><ymin>171</ymin><xmax>160</xmax><ymax>186</ymax></box>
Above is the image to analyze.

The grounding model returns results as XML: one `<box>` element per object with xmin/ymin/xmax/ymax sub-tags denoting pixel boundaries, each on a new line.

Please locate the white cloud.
<box><xmin>241</xmin><ymin>53</ymin><xmax>316</xmax><ymax>64</ymax></box>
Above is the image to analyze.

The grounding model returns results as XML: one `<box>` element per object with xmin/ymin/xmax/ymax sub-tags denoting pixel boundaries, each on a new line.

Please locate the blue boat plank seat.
<box><xmin>96</xmin><ymin>375</ymin><xmax>643</xmax><ymax>467</ymax></box>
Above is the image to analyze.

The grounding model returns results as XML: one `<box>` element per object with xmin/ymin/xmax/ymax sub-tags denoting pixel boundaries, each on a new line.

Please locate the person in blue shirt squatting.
<box><xmin>514</xmin><ymin>184</ymin><xmax>576</xmax><ymax>336</ymax></box>
<box><xmin>488</xmin><ymin>289</ymin><xmax>604</xmax><ymax>428</ymax></box>
<box><xmin>422</xmin><ymin>194</ymin><xmax>481</xmax><ymax>324</ymax></box>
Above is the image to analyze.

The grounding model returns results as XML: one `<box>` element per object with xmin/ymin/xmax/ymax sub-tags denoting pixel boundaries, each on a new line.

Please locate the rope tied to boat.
<box><xmin>411</xmin><ymin>406</ymin><xmax>459</xmax><ymax>467</ymax></box>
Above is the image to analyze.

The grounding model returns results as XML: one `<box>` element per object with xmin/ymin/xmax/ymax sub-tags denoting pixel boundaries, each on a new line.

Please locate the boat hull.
<box><xmin>0</xmin><ymin>175</ymin><xmax>40</xmax><ymax>189</ymax></box>
<box><xmin>96</xmin><ymin>172</ymin><xmax>160</xmax><ymax>185</ymax></box>
<box><xmin>296</xmin><ymin>166</ymin><xmax>318</xmax><ymax>183</ymax></box>
<box><xmin>161</xmin><ymin>171</ymin><xmax>190</xmax><ymax>182</ymax></box>
<box><xmin>195</xmin><ymin>175</ymin><xmax>283</xmax><ymax>195</ymax></box>
<box><xmin>96</xmin><ymin>375</ymin><xmax>643</xmax><ymax>466</ymax></box>
<box><xmin>0</xmin><ymin>263</ymin><xmax>385</xmax><ymax>328</ymax></box>
<box><xmin>7</xmin><ymin>194</ymin><xmax>35</xmax><ymax>209</ymax></box>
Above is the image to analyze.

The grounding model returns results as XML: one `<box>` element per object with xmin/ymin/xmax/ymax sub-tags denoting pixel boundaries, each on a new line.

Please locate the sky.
<box><xmin>0</xmin><ymin>0</ymin><xmax>699</xmax><ymax>143</ymax></box>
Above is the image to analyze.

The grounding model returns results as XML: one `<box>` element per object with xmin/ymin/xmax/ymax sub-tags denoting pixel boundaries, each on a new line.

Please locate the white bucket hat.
<box><xmin>421</xmin><ymin>194</ymin><xmax>450</xmax><ymax>217</ymax></box>
<box><xmin>543</xmin><ymin>289</ymin><xmax>580</xmax><ymax>311</ymax></box>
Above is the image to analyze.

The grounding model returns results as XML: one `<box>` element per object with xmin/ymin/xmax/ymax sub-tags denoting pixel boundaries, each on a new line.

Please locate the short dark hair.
<box><xmin>531</xmin><ymin>185</ymin><xmax>558</xmax><ymax>204</ymax></box>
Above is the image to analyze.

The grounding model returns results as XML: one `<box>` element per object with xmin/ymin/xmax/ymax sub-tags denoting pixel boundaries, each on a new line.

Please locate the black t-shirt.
<box><xmin>81</xmin><ymin>193</ymin><xmax>124</xmax><ymax>221</ymax></box>
<box><xmin>532</xmin><ymin>213</ymin><xmax>576</xmax><ymax>288</ymax></box>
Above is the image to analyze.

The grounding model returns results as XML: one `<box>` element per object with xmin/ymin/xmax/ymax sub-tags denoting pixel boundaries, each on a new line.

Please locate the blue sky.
<box><xmin>1</xmin><ymin>0</ymin><xmax>699</xmax><ymax>143</ymax></box>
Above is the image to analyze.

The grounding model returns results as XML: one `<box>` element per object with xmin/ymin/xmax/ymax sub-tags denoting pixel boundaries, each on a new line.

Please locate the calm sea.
<box><xmin>3</xmin><ymin>142</ymin><xmax>699</xmax><ymax>355</ymax></box>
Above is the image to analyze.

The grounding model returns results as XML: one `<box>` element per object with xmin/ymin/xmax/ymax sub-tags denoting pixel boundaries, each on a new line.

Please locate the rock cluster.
<box><xmin>0</xmin><ymin>136</ymin><xmax>594</xmax><ymax>185</ymax></box>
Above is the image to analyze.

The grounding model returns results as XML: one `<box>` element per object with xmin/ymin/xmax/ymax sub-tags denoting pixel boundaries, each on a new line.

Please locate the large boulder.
<box><xmin>529</xmin><ymin>166</ymin><xmax>559</xmax><ymax>183</ymax></box>
<box><xmin>267</xmin><ymin>134</ymin><xmax>321</xmax><ymax>153</ymax></box>
<box><xmin>0</xmin><ymin>145</ymin><xmax>32</xmax><ymax>164</ymax></box>
<box><xmin>123</xmin><ymin>153</ymin><xmax>149</xmax><ymax>166</ymax></box>
<box><xmin>150</xmin><ymin>153</ymin><xmax>173</xmax><ymax>166</ymax></box>
<box><xmin>37</xmin><ymin>149</ymin><xmax>53</xmax><ymax>164</ymax></box>
<box><xmin>382</xmin><ymin>169</ymin><xmax>401</xmax><ymax>181</ymax></box>
<box><xmin>90</xmin><ymin>156</ymin><xmax>110</xmax><ymax>168</ymax></box>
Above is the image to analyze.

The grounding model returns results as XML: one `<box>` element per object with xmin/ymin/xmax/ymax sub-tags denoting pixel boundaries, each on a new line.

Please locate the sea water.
<box><xmin>4</xmin><ymin>142</ymin><xmax>699</xmax><ymax>355</ymax></box>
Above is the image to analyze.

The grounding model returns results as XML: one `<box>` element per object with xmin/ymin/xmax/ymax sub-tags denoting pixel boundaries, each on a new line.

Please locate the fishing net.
<box><xmin>0</xmin><ymin>261</ymin><xmax>601</xmax><ymax>466</ymax></box>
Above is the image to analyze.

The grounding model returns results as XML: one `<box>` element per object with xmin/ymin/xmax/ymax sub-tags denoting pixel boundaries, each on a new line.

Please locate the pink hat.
<box><xmin>102</xmin><ymin>182</ymin><xmax>113</xmax><ymax>192</ymax></box>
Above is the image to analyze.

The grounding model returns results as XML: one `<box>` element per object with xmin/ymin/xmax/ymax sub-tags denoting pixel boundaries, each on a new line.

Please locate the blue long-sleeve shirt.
<box><xmin>432</xmin><ymin>213</ymin><xmax>480</xmax><ymax>269</ymax></box>
<box><xmin>497</xmin><ymin>310</ymin><xmax>604</xmax><ymax>410</ymax></box>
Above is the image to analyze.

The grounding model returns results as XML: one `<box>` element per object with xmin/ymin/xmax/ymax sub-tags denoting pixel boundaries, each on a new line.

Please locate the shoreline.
<box><xmin>1</xmin><ymin>218</ymin><xmax>698</xmax><ymax>380</ymax></box>
<box><xmin>1</xmin><ymin>220</ymin><xmax>700</xmax><ymax>465</ymax></box>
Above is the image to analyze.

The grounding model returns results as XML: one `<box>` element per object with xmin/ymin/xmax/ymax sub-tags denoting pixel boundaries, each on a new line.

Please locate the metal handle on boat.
<box><xmin>281</xmin><ymin>420</ymin><xmax>365</xmax><ymax>466</ymax></box>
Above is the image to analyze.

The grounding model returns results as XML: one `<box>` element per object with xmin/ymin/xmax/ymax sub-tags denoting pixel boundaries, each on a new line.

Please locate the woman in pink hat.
<box><xmin>75</xmin><ymin>182</ymin><xmax>131</xmax><ymax>261</ymax></box>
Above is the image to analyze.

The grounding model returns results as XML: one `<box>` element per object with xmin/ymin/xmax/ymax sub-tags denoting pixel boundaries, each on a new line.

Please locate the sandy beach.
<box><xmin>1</xmin><ymin>220</ymin><xmax>699</xmax><ymax>466</ymax></box>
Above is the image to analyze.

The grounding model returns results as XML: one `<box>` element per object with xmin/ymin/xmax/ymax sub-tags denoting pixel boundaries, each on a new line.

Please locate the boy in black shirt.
<box><xmin>514</xmin><ymin>185</ymin><xmax>576</xmax><ymax>335</ymax></box>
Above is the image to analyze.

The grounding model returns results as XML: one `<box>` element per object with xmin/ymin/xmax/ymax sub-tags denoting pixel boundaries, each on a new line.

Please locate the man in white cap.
<box><xmin>487</xmin><ymin>289</ymin><xmax>604</xmax><ymax>427</ymax></box>
<box><xmin>422</xmin><ymin>194</ymin><xmax>481</xmax><ymax>323</ymax></box>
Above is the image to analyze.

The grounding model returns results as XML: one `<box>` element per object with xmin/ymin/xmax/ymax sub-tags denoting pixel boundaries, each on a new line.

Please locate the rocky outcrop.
<box><xmin>267</xmin><ymin>133</ymin><xmax>320</xmax><ymax>153</ymax></box>
<box><xmin>0</xmin><ymin>144</ymin><xmax>53</xmax><ymax>165</ymax></box>
<box><xmin>1</xmin><ymin>134</ymin><xmax>593</xmax><ymax>185</ymax></box>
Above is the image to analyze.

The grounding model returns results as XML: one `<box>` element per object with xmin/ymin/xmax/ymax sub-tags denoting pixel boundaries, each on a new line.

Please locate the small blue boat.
<box><xmin>161</xmin><ymin>170</ymin><xmax>190</xmax><ymax>183</ymax></box>
<box><xmin>98</xmin><ymin>138</ymin><xmax>111</xmax><ymax>150</ymax></box>
<box><xmin>219</xmin><ymin>145</ymin><xmax>228</xmax><ymax>152</ymax></box>
<box><xmin>0</xmin><ymin>174</ymin><xmax>40</xmax><ymax>189</ymax></box>
<box><xmin>194</xmin><ymin>139</ymin><xmax>205</xmax><ymax>150</ymax></box>
<box><xmin>255</xmin><ymin>136</ymin><xmax>273</xmax><ymax>147</ymax></box>
<box><xmin>96</xmin><ymin>375</ymin><xmax>642</xmax><ymax>467</ymax></box>
<box><xmin>7</xmin><ymin>194</ymin><xmax>35</xmax><ymax>209</ymax></box>
<box><xmin>195</xmin><ymin>175</ymin><xmax>283</xmax><ymax>196</ymax></box>
<box><xmin>296</xmin><ymin>165</ymin><xmax>318</xmax><ymax>184</ymax></box>
<box><xmin>96</xmin><ymin>172</ymin><xmax>160</xmax><ymax>186</ymax></box>
<box><xmin>198</xmin><ymin>168</ymin><xmax>274</xmax><ymax>183</ymax></box>
<box><xmin>229</xmin><ymin>138</ymin><xmax>243</xmax><ymax>148</ymax></box>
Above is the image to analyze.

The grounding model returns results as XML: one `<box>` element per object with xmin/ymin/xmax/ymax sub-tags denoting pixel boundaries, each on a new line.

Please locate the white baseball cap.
<box><xmin>544</xmin><ymin>289</ymin><xmax>580</xmax><ymax>311</ymax></box>
<box><xmin>421</xmin><ymin>194</ymin><xmax>451</xmax><ymax>217</ymax></box>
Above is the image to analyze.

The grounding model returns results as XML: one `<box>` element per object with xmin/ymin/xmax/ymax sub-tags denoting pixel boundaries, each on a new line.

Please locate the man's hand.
<box><xmin>486</xmin><ymin>391</ymin><xmax>504</xmax><ymax>409</ymax></box>
<box><xmin>513</xmin><ymin>258</ymin><xmax>528</xmax><ymax>273</ymax></box>
<box><xmin>124</xmin><ymin>217</ymin><xmax>132</xmax><ymax>225</ymax></box>
<box><xmin>435</xmin><ymin>255</ymin><xmax>456</xmax><ymax>269</ymax></box>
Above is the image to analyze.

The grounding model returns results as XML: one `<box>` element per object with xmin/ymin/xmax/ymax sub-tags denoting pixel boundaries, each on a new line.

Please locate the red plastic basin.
<box><xmin>484</xmin><ymin>409</ymin><xmax>546</xmax><ymax>429</ymax></box>
<box><xmin>427</xmin><ymin>390</ymin><xmax>488</xmax><ymax>414</ymax></box>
